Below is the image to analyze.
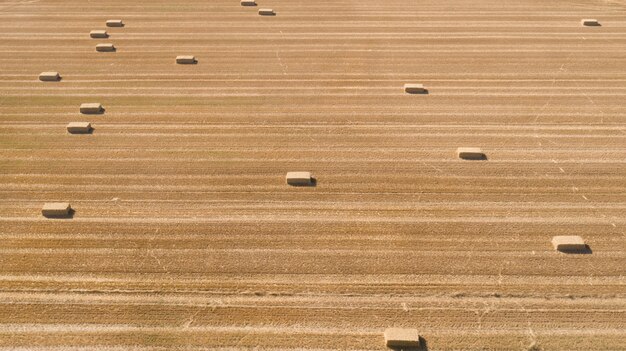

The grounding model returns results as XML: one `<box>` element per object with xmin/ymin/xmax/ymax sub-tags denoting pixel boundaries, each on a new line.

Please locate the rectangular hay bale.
<box><xmin>552</xmin><ymin>236</ymin><xmax>587</xmax><ymax>252</ymax></box>
<box><xmin>384</xmin><ymin>328</ymin><xmax>421</xmax><ymax>348</ymax></box>
<box><xmin>286</xmin><ymin>172</ymin><xmax>312</xmax><ymax>186</ymax></box>
<box><xmin>258</xmin><ymin>8</ymin><xmax>275</xmax><ymax>15</ymax></box>
<box><xmin>404</xmin><ymin>83</ymin><xmax>426</xmax><ymax>94</ymax></box>
<box><xmin>80</xmin><ymin>103</ymin><xmax>103</xmax><ymax>114</ymax></box>
<box><xmin>96</xmin><ymin>43</ymin><xmax>115</xmax><ymax>52</ymax></box>
<box><xmin>581</xmin><ymin>19</ymin><xmax>599</xmax><ymax>26</ymax></box>
<box><xmin>90</xmin><ymin>30</ymin><xmax>108</xmax><ymax>38</ymax></box>
<box><xmin>42</xmin><ymin>202</ymin><xmax>72</xmax><ymax>218</ymax></box>
<box><xmin>457</xmin><ymin>147</ymin><xmax>485</xmax><ymax>160</ymax></box>
<box><xmin>106</xmin><ymin>19</ymin><xmax>124</xmax><ymax>27</ymax></box>
<box><xmin>241</xmin><ymin>0</ymin><xmax>256</xmax><ymax>5</ymax></box>
<box><xmin>67</xmin><ymin>122</ymin><xmax>92</xmax><ymax>134</ymax></box>
<box><xmin>39</xmin><ymin>72</ymin><xmax>61</xmax><ymax>82</ymax></box>
<box><xmin>176</xmin><ymin>55</ymin><xmax>196</xmax><ymax>64</ymax></box>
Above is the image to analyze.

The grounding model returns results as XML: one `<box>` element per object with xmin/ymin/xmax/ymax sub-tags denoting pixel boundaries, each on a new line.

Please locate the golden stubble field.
<box><xmin>0</xmin><ymin>0</ymin><xmax>625</xmax><ymax>349</ymax></box>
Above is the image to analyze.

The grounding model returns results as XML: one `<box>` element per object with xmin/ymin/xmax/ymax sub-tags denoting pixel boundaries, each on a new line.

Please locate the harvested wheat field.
<box><xmin>1</xmin><ymin>0</ymin><xmax>626</xmax><ymax>350</ymax></box>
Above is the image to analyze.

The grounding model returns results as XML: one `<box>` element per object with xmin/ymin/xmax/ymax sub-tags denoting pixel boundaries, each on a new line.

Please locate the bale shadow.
<box><xmin>388</xmin><ymin>337</ymin><xmax>429</xmax><ymax>351</ymax></box>
<box><xmin>558</xmin><ymin>245</ymin><xmax>593</xmax><ymax>254</ymax></box>
<box><xmin>43</xmin><ymin>208</ymin><xmax>75</xmax><ymax>219</ymax></box>
<box><xmin>68</xmin><ymin>128</ymin><xmax>94</xmax><ymax>135</ymax></box>
<box><xmin>82</xmin><ymin>108</ymin><xmax>105</xmax><ymax>115</ymax></box>
<box><xmin>406</xmin><ymin>89</ymin><xmax>429</xmax><ymax>95</ymax></box>
<box><xmin>460</xmin><ymin>154</ymin><xmax>488</xmax><ymax>161</ymax></box>
<box><xmin>288</xmin><ymin>177</ymin><xmax>317</xmax><ymax>187</ymax></box>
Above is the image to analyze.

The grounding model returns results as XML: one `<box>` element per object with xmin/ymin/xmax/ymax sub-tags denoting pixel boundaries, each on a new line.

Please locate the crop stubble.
<box><xmin>0</xmin><ymin>0</ymin><xmax>625</xmax><ymax>349</ymax></box>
